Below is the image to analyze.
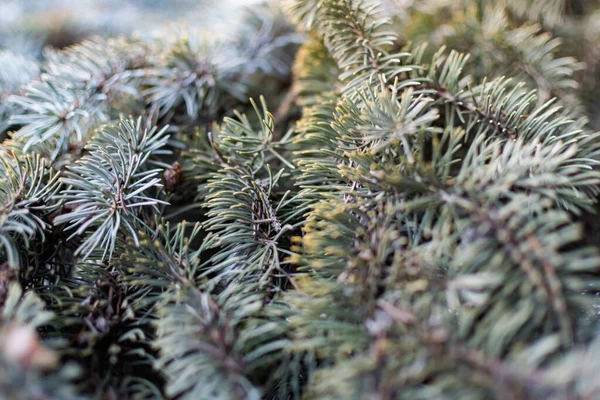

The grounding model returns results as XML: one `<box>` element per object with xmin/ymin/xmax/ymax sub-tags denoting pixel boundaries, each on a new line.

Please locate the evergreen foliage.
<box><xmin>1</xmin><ymin>0</ymin><xmax>600</xmax><ymax>399</ymax></box>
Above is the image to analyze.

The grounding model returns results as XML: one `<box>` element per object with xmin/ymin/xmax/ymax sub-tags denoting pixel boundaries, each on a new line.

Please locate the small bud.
<box><xmin>163</xmin><ymin>162</ymin><xmax>184</xmax><ymax>191</ymax></box>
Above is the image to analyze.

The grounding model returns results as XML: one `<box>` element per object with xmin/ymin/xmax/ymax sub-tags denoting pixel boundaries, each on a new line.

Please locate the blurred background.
<box><xmin>0</xmin><ymin>0</ymin><xmax>262</xmax><ymax>57</ymax></box>
<box><xmin>0</xmin><ymin>0</ymin><xmax>599</xmax><ymax>129</ymax></box>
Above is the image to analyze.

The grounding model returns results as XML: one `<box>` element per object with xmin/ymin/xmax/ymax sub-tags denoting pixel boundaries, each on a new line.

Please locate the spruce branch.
<box><xmin>502</xmin><ymin>0</ymin><xmax>566</xmax><ymax>27</ymax></box>
<box><xmin>200</xmin><ymin>97</ymin><xmax>298</xmax><ymax>288</ymax></box>
<box><xmin>119</xmin><ymin>219</ymin><xmax>204</xmax><ymax>302</ymax></box>
<box><xmin>482</xmin><ymin>8</ymin><xmax>582</xmax><ymax>104</ymax></box>
<box><xmin>202</xmin><ymin>164</ymin><xmax>293</xmax><ymax>288</ymax></box>
<box><xmin>143</xmin><ymin>33</ymin><xmax>247</xmax><ymax>120</ymax></box>
<box><xmin>0</xmin><ymin>50</ymin><xmax>40</xmax><ymax>135</ymax></box>
<box><xmin>9</xmin><ymin>80</ymin><xmax>107</xmax><ymax>160</ymax></box>
<box><xmin>404</xmin><ymin>49</ymin><xmax>600</xmax><ymax>177</ymax></box>
<box><xmin>53</xmin><ymin>117</ymin><xmax>170</xmax><ymax>260</ymax></box>
<box><xmin>0</xmin><ymin>0</ymin><xmax>598</xmax><ymax>398</ymax></box>
<box><xmin>235</xmin><ymin>2</ymin><xmax>303</xmax><ymax>79</ymax></box>
<box><xmin>6</xmin><ymin>38</ymin><xmax>146</xmax><ymax>160</ymax></box>
<box><xmin>154</xmin><ymin>284</ymin><xmax>288</xmax><ymax>400</ymax></box>
<box><xmin>288</xmin><ymin>0</ymin><xmax>419</xmax><ymax>94</ymax></box>
<box><xmin>40</xmin><ymin>256</ymin><xmax>163</xmax><ymax>397</ymax></box>
<box><xmin>0</xmin><ymin>154</ymin><xmax>61</xmax><ymax>269</ymax></box>
<box><xmin>292</xmin><ymin>36</ymin><xmax>340</xmax><ymax>106</ymax></box>
<box><xmin>0</xmin><ymin>283</ymin><xmax>82</xmax><ymax>399</ymax></box>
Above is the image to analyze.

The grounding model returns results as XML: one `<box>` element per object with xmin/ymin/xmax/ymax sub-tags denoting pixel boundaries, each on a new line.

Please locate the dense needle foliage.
<box><xmin>1</xmin><ymin>0</ymin><xmax>600</xmax><ymax>399</ymax></box>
